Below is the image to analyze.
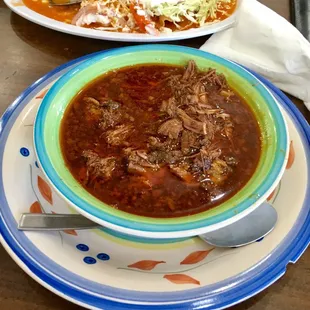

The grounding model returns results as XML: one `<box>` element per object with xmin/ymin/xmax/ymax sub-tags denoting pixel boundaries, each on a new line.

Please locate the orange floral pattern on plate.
<box><xmin>38</xmin><ymin>175</ymin><xmax>53</xmax><ymax>205</ymax></box>
<box><xmin>286</xmin><ymin>141</ymin><xmax>295</xmax><ymax>169</ymax></box>
<box><xmin>164</xmin><ymin>274</ymin><xmax>200</xmax><ymax>285</ymax></box>
<box><xmin>127</xmin><ymin>260</ymin><xmax>166</xmax><ymax>270</ymax></box>
<box><xmin>180</xmin><ymin>249</ymin><xmax>214</xmax><ymax>265</ymax></box>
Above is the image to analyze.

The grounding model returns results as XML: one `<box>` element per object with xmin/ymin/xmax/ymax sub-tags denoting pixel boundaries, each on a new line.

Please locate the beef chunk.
<box><xmin>182</xmin><ymin>60</ymin><xmax>197</xmax><ymax>81</ymax></box>
<box><xmin>105</xmin><ymin>124</ymin><xmax>133</xmax><ymax>146</ymax></box>
<box><xmin>82</xmin><ymin>96</ymin><xmax>122</xmax><ymax>130</ymax></box>
<box><xmin>148</xmin><ymin>137</ymin><xmax>179</xmax><ymax>151</ymax></box>
<box><xmin>181</xmin><ymin>130</ymin><xmax>199</xmax><ymax>154</ymax></box>
<box><xmin>160</xmin><ymin>98</ymin><xmax>177</xmax><ymax>117</ymax></box>
<box><xmin>208</xmin><ymin>159</ymin><xmax>231</xmax><ymax>185</ymax></box>
<box><xmin>192</xmin><ymin>156</ymin><xmax>212</xmax><ymax>174</ymax></box>
<box><xmin>148</xmin><ymin>137</ymin><xmax>167</xmax><ymax>149</ymax></box>
<box><xmin>100</xmin><ymin>99</ymin><xmax>121</xmax><ymax>110</ymax></box>
<box><xmin>83</xmin><ymin>97</ymin><xmax>100</xmax><ymax>106</ymax></box>
<box><xmin>147</xmin><ymin>150</ymin><xmax>167</xmax><ymax>164</ymax></box>
<box><xmin>99</xmin><ymin>100</ymin><xmax>122</xmax><ymax>130</ymax></box>
<box><xmin>99</xmin><ymin>110</ymin><xmax>122</xmax><ymax>130</ymax></box>
<box><xmin>83</xmin><ymin>97</ymin><xmax>103</xmax><ymax>123</ymax></box>
<box><xmin>176</xmin><ymin>108</ymin><xmax>207</xmax><ymax>135</ymax></box>
<box><xmin>127</xmin><ymin>162</ymin><xmax>147</xmax><ymax>175</ymax></box>
<box><xmin>165</xmin><ymin>150</ymin><xmax>184</xmax><ymax>164</ymax></box>
<box><xmin>82</xmin><ymin>150</ymin><xmax>116</xmax><ymax>180</ymax></box>
<box><xmin>201</xmin><ymin>69</ymin><xmax>228</xmax><ymax>89</ymax></box>
<box><xmin>127</xmin><ymin>149</ymin><xmax>159</xmax><ymax>175</ymax></box>
<box><xmin>148</xmin><ymin>150</ymin><xmax>183</xmax><ymax>164</ymax></box>
<box><xmin>224</xmin><ymin>122</ymin><xmax>234</xmax><ymax>141</ymax></box>
<box><xmin>169</xmin><ymin>164</ymin><xmax>193</xmax><ymax>183</ymax></box>
<box><xmin>158</xmin><ymin>119</ymin><xmax>183</xmax><ymax>139</ymax></box>
<box><xmin>200</xmin><ymin>145</ymin><xmax>222</xmax><ymax>161</ymax></box>
<box><xmin>205</xmin><ymin>120</ymin><xmax>216</xmax><ymax>140</ymax></box>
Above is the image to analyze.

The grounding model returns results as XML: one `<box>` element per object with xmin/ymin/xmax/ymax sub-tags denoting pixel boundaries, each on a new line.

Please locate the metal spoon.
<box><xmin>18</xmin><ymin>202</ymin><xmax>277</xmax><ymax>248</ymax></box>
<box><xmin>18</xmin><ymin>213</ymin><xmax>100</xmax><ymax>231</ymax></box>
<box><xmin>199</xmin><ymin>202</ymin><xmax>278</xmax><ymax>247</ymax></box>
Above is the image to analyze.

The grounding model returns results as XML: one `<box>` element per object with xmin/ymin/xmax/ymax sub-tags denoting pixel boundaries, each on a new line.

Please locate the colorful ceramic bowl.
<box><xmin>34</xmin><ymin>45</ymin><xmax>289</xmax><ymax>239</ymax></box>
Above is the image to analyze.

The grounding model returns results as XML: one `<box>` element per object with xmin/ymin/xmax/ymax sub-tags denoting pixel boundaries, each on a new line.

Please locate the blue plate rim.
<box><xmin>0</xmin><ymin>49</ymin><xmax>309</xmax><ymax>310</ymax></box>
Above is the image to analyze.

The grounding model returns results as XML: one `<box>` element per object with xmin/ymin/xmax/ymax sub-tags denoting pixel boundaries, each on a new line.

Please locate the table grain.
<box><xmin>0</xmin><ymin>0</ymin><xmax>309</xmax><ymax>309</ymax></box>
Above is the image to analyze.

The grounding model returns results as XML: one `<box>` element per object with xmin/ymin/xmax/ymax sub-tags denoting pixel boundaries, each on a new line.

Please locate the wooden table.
<box><xmin>0</xmin><ymin>0</ymin><xmax>309</xmax><ymax>309</ymax></box>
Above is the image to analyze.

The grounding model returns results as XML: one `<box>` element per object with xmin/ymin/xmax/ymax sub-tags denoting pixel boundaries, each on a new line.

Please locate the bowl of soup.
<box><xmin>34</xmin><ymin>45</ymin><xmax>289</xmax><ymax>239</ymax></box>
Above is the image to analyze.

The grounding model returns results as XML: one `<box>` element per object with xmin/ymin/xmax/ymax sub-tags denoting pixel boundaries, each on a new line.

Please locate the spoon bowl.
<box><xmin>199</xmin><ymin>202</ymin><xmax>277</xmax><ymax>247</ymax></box>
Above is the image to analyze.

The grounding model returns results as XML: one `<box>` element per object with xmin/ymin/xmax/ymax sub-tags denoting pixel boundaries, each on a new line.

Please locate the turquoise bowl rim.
<box><xmin>34</xmin><ymin>45</ymin><xmax>288</xmax><ymax>234</ymax></box>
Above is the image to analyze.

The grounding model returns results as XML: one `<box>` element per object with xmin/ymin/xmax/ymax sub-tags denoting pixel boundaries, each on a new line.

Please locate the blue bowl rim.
<box><xmin>34</xmin><ymin>44</ymin><xmax>288</xmax><ymax>233</ymax></box>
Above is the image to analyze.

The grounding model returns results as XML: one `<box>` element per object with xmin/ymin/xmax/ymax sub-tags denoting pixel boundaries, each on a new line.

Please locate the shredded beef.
<box><xmin>182</xmin><ymin>60</ymin><xmax>197</xmax><ymax>81</ymax></box>
<box><xmin>160</xmin><ymin>98</ymin><xmax>177</xmax><ymax>117</ymax></box>
<box><xmin>158</xmin><ymin>119</ymin><xmax>183</xmax><ymax>139</ymax></box>
<box><xmin>106</xmin><ymin>124</ymin><xmax>133</xmax><ymax>146</ymax></box>
<box><xmin>176</xmin><ymin>108</ymin><xmax>207</xmax><ymax>135</ymax></box>
<box><xmin>126</xmin><ymin>149</ymin><xmax>159</xmax><ymax>175</ymax></box>
<box><xmin>169</xmin><ymin>164</ymin><xmax>193</xmax><ymax>183</ymax></box>
<box><xmin>61</xmin><ymin>61</ymin><xmax>261</xmax><ymax>218</ymax></box>
<box><xmin>82</xmin><ymin>150</ymin><xmax>116</xmax><ymax>180</ymax></box>
<box><xmin>181</xmin><ymin>130</ymin><xmax>199</xmax><ymax>154</ymax></box>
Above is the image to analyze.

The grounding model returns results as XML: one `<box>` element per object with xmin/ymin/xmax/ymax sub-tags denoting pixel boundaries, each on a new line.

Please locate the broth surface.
<box><xmin>60</xmin><ymin>62</ymin><xmax>261</xmax><ymax>218</ymax></box>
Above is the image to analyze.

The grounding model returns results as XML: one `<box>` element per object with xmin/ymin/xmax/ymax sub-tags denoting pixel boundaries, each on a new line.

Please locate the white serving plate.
<box><xmin>0</xmin><ymin>52</ymin><xmax>309</xmax><ymax>310</ymax></box>
<box><xmin>4</xmin><ymin>0</ymin><xmax>241</xmax><ymax>42</ymax></box>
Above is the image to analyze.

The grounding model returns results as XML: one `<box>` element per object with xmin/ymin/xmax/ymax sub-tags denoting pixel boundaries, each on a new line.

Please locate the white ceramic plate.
<box><xmin>0</xmin><ymin>53</ymin><xmax>309</xmax><ymax>310</ymax></box>
<box><xmin>4</xmin><ymin>0</ymin><xmax>241</xmax><ymax>42</ymax></box>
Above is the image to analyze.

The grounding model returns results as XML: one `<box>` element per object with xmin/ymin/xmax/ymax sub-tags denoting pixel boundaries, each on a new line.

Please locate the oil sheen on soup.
<box><xmin>60</xmin><ymin>61</ymin><xmax>261</xmax><ymax>218</ymax></box>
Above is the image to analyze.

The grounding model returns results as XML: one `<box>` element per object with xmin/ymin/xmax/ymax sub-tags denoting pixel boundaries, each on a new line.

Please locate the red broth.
<box><xmin>60</xmin><ymin>62</ymin><xmax>261</xmax><ymax>218</ymax></box>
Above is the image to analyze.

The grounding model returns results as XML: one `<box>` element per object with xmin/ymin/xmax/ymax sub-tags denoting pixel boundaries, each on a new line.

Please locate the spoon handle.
<box><xmin>18</xmin><ymin>213</ymin><xmax>101</xmax><ymax>231</ymax></box>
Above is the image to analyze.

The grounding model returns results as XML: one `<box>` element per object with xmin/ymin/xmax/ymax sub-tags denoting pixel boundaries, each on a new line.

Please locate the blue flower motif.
<box><xmin>35</xmin><ymin>161</ymin><xmax>39</xmax><ymax>168</ymax></box>
<box><xmin>97</xmin><ymin>253</ymin><xmax>110</xmax><ymax>261</ymax></box>
<box><xmin>20</xmin><ymin>147</ymin><xmax>30</xmax><ymax>157</ymax></box>
<box><xmin>76</xmin><ymin>244</ymin><xmax>89</xmax><ymax>252</ymax></box>
<box><xmin>83</xmin><ymin>256</ymin><xmax>96</xmax><ymax>264</ymax></box>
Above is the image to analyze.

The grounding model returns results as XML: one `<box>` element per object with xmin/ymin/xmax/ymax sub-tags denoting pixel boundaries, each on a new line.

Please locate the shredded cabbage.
<box><xmin>76</xmin><ymin>0</ymin><xmax>232</xmax><ymax>33</ymax></box>
<box><xmin>143</xmin><ymin>0</ymin><xmax>231</xmax><ymax>27</ymax></box>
